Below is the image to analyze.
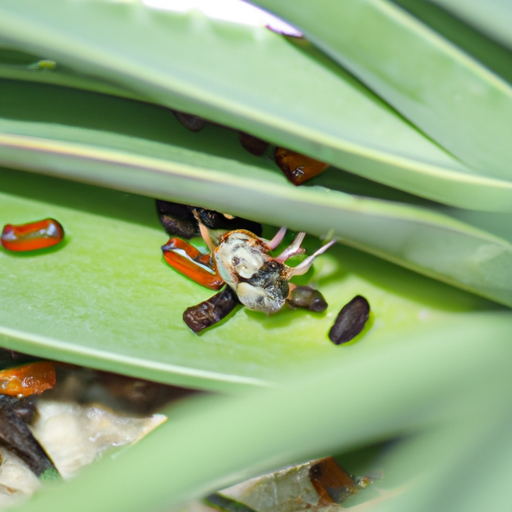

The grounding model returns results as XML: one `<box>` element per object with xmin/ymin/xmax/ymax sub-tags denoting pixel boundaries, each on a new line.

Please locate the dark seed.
<box><xmin>183</xmin><ymin>287</ymin><xmax>239</xmax><ymax>333</ymax></box>
<box><xmin>172</xmin><ymin>110</ymin><xmax>206</xmax><ymax>132</ymax></box>
<box><xmin>238</xmin><ymin>131</ymin><xmax>269</xmax><ymax>156</ymax></box>
<box><xmin>0</xmin><ymin>349</ymin><xmax>39</xmax><ymax>370</ymax></box>
<box><xmin>194</xmin><ymin>207</ymin><xmax>263</xmax><ymax>237</ymax></box>
<box><xmin>156</xmin><ymin>200</ymin><xmax>263</xmax><ymax>238</ymax></box>
<box><xmin>10</xmin><ymin>396</ymin><xmax>38</xmax><ymax>423</ymax></box>
<box><xmin>156</xmin><ymin>200</ymin><xmax>198</xmax><ymax>238</ymax></box>
<box><xmin>0</xmin><ymin>395</ymin><xmax>56</xmax><ymax>476</ymax></box>
<box><xmin>329</xmin><ymin>295</ymin><xmax>370</xmax><ymax>345</ymax></box>
<box><xmin>288</xmin><ymin>286</ymin><xmax>328</xmax><ymax>312</ymax></box>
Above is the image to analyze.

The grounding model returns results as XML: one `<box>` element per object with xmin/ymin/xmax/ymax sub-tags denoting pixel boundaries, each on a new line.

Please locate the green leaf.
<box><xmin>252</xmin><ymin>0</ymin><xmax>512</xmax><ymax>180</ymax></box>
<box><xmin>430</xmin><ymin>0</ymin><xmax>512</xmax><ymax>51</ymax></box>
<box><xmin>1</xmin><ymin>1</ymin><xmax>512</xmax><ymax>210</ymax></box>
<box><xmin>0</xmin><ymin>44</ymin><xmax>143</xmax><ymax>101</ymax></box>
<box><xmin>2</xmin><ymin>3</ymin><xmax>512</xmax><ymax>512</ymax></box>
<box><xmin>2</xmin><ymin>80</ymin><xmax>512</xmax><ymax>306</ymax></box>
<box><xmin>1</xmin><ymin>167</ymin><xmax>499</xmax><ymax>390</ymax></box>
<box><xmin>13</xmin><ymin>312</ymin><xmax>512</xmax><ymax>512</ymax></box>
<box><xmin>393</xmin><ymin>0</ymin><xmax>512</xmax><ymax>88</ymax></box>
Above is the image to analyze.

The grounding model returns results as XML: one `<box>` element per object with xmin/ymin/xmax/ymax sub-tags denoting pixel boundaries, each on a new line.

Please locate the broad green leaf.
<box><xmin>430</xmin><ymin>0</ymin><xmax>512</xmax><ymax>52</ymax></box>
<box><xmin>252</xmin><ymin>0</ymin><xmax>512</xmax><ymax>180</ymax></box>
<box><xmin>0</xmin><ymin>167</ymin><xmax>500</xmax><ymax>391</ymax></box>
<box><xmin>1</xmin><ymin>2</ymin><xmax>512</xmax><ymax>210</ymax></box>
<box><xmin>393</xmin><ymin>0</ymin><xmax>512</xmax><ymax>88</ymax></box>
<box><xmin>2</xmin><ymin>4</ymin><xmax>512</xmax><ymax>512</ymax></box>
<box><xmin>2</xmin><ymin>80</ymin><xmax>512</xmax><ymax>306</ymax></box>
<box><xmin>0</xmin><ymin>44</ymin><xmax>143</xmax><ymax>102</ymax></box>
<box><xmin>14</xmin><ymin>312</ymin><xmax>512</xmax><ymax>512</ymax></box>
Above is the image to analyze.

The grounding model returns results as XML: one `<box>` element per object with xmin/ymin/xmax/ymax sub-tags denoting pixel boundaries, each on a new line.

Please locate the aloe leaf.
<box><xmin>393</xmin><ymin>0</ymin><xmax>512</xmax><ymax>87</ymax></box>
<box><xmin>383</xmin><ymin>414</ymin><xmax>512</xmax><ymax>512</ymax></box>
<box><xmin>4</xmin><ymin>82</ymin><xmax>512</xmax><ymax>308</ymax></box>
<box><xmin>13</xmin><ymin>312</ymin><xmax>512</xmax><ymax>512</ymax></box>
<box><xmin>252</xmin><ymin>0</ymin><xmax>512</xmax><ymax>180</ymax></box>
<box><xmin>1</xmin><ymin>167</ymin><xmax>500</xmax><ymax>390</ymax></box>
<box><xmin>0</xmin><ymin>3</ymin><xmax>511</xmax><ymax>210</ymax></box>
<box><xmin>0</xmin><ymin>44</ymin><xmax>143</xmax><ymax>101</ymax></box>
<box><xmin>5</xmin><ymin>77</ymin><xmax>512</xmax><ymax>214</ymax></box>
<box><xmin>430</xmin><ymin>0</ymin><xmax>512</xmax><ymax>51</ymax></box>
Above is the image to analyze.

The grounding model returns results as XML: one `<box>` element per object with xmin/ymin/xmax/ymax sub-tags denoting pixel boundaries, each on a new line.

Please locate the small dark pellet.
<box><xmin>172</xmin><ymin>110</ymin><xmax>206</xmax><ymax>132</ymax></box>
<box><xmin>288</xmin><ymin>286</ymin><xmax>328</xmax><ymax>312</ymax></box>
<box><xmin>329</xmin><ymin>295</ymin><xmax>370</xmax><ymax>345</ymax></box>
<box><xmin>183</xmin><ymin>287</ymin><xmax>239</xmax><ymax>333</ymax></box>
<box><xmin>238</xmin><ymin>131</ymin><xmax>269</xmax><ymax>156</ymax></box>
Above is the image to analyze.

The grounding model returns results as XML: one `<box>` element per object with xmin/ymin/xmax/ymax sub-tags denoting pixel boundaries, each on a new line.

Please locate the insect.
<box><xmin>161</xmin><ymin>207</ymin><xmax>335</xmax><ymax>329</ymax></box>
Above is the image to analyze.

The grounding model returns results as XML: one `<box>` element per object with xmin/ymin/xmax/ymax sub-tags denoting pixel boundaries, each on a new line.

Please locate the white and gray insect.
<box><xmin>210</xmin><ymin>227</ymin><xmax>335</xmax><ymax>314</ymax></box>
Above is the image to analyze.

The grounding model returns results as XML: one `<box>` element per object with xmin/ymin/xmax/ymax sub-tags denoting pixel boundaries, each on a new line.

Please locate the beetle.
<box><xmin>161</xmin><ymin>208</ymin><xmax>335</xmax><ymax>323</ymax></box>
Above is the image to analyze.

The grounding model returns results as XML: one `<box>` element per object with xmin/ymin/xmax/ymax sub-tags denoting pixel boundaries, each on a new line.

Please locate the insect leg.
<box><xmin>274</xmin><ymin>232</ymin><xmax>306</xmax><ymax>263</ymax></box>
<box><xmin>285</xmin><ymin>239</ymin><xmax>337</xmax><ymax>278</ymax></box>
<box><xmin>191</xmin><ymin>210</ymin><xmax>217</xmax><ymax>254</ymax></box>
<box><xmin>265</xmin><ymin>226</ymin><xmax>287</xmax><ymax>250</ymax></box>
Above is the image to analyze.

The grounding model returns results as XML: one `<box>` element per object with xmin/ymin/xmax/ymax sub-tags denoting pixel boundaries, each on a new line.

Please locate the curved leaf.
<box><xmin>0</xmin><ymin>43</ymin><xmax>143</xmax><ymax>101</ymax></box>
<box><xmin>1</xmin><ymin>2</ymin><xmax>511</xmax><ymax>210</ymax></box>
<box><xmin>252</xmin><ymin>0</ymin><xmax>512</xmax><ymax>180</ymax></box>
<box><xmin>2</xmin><ymin>82</ymin><xmax>512</xmax><ymax>307</ymax></box>
<box><xmin>13</xmin><ymin>312</ymin><xmax>512</xmax><ymax>512</ymax></box>
<box><xmin>430</xmin><ymin>0</ymin><xmax>512</xmax><ymax>52</ymax></box>
<box><xmin>0</xmin><ymin>167</ymin><xmax>498</xmax><ymax>391</ymax></box>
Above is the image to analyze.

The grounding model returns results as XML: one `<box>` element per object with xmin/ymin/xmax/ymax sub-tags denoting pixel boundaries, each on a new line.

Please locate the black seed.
<box><xmin>172</xmin><ymin>110</ymin><xmax>206</xmax><ymax>132</ymax></box>
<box><xmin>0</xmin><ymin>395</ymin><xmax>56</xmax><ymax>476</ymax></box>
<box><xmin>329</xmin><ymin>296</ymin><xmax>370</xmax><ymax>345</ymax></box>
<box><xmin>11</xmin><ymin>396</ymin><xmax>37</xmax><ymax>423</ymax></box>
<box><xmin>195</xmin><ymin>207</ymin><xmax>263</xmax><ymax>236</ymax></box>
<box><xmin>288</xmin><ymin>286</ymin><xmax>328</xmax><ymax>312</ymax></box>
<box><xmin>238</xmin><ymin>131</ymin><xmax>269</xmax><ymax>156</ymax></box>
<box><xmin>183</xmin><ymin>287</ymin><xmax>239</xmax><ymax>333</ymax></box>
<box><xmin>156</xmin><ymin>200</ymin><xmax>198</xmax><ymax>238</ymax></box>
<box><xmin>156</xmin><ymin>200</ymin><xmax>263</xmax><ymax>238</ymax></box>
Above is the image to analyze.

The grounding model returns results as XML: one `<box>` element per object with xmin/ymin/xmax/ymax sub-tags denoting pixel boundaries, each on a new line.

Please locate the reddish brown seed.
<box><xmin>0</xmin><ymin>361</ymin><xmax>57</xmax><ymax>397</ymax></box>
<box><xmin>1</xmin><ymin>218</ymin><xmax>64</xmax><ymax>252</ymax></box>
<box><xmin>162</xmin><ymin>238</ymin><xmax>225</xmax><ymax>290</ymax></box>
<box><xmin>309</xmin><ymin>457</ymin><xmax>360</xmax><ymax>506</ymax></box>
<box><xmin>275</xmin><ymin>147</ymin><xmax>329</xmax><ymax>185</ymax></box>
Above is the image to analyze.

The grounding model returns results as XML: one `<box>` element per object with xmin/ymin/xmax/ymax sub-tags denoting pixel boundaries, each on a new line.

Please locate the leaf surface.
<box><xmin>1</xmin><ymin>2</ymin><xmax>512</xmax><ymax>210</ymax></box>
<box><xmin>0</xmin><ymin>168</ymin><xmax>499</xmax><ymax>391</ymax></box>
<box><xmin>252</xmin><ymin>0</ymin><xmax>512</xmax><ymax>180</ymax></box>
